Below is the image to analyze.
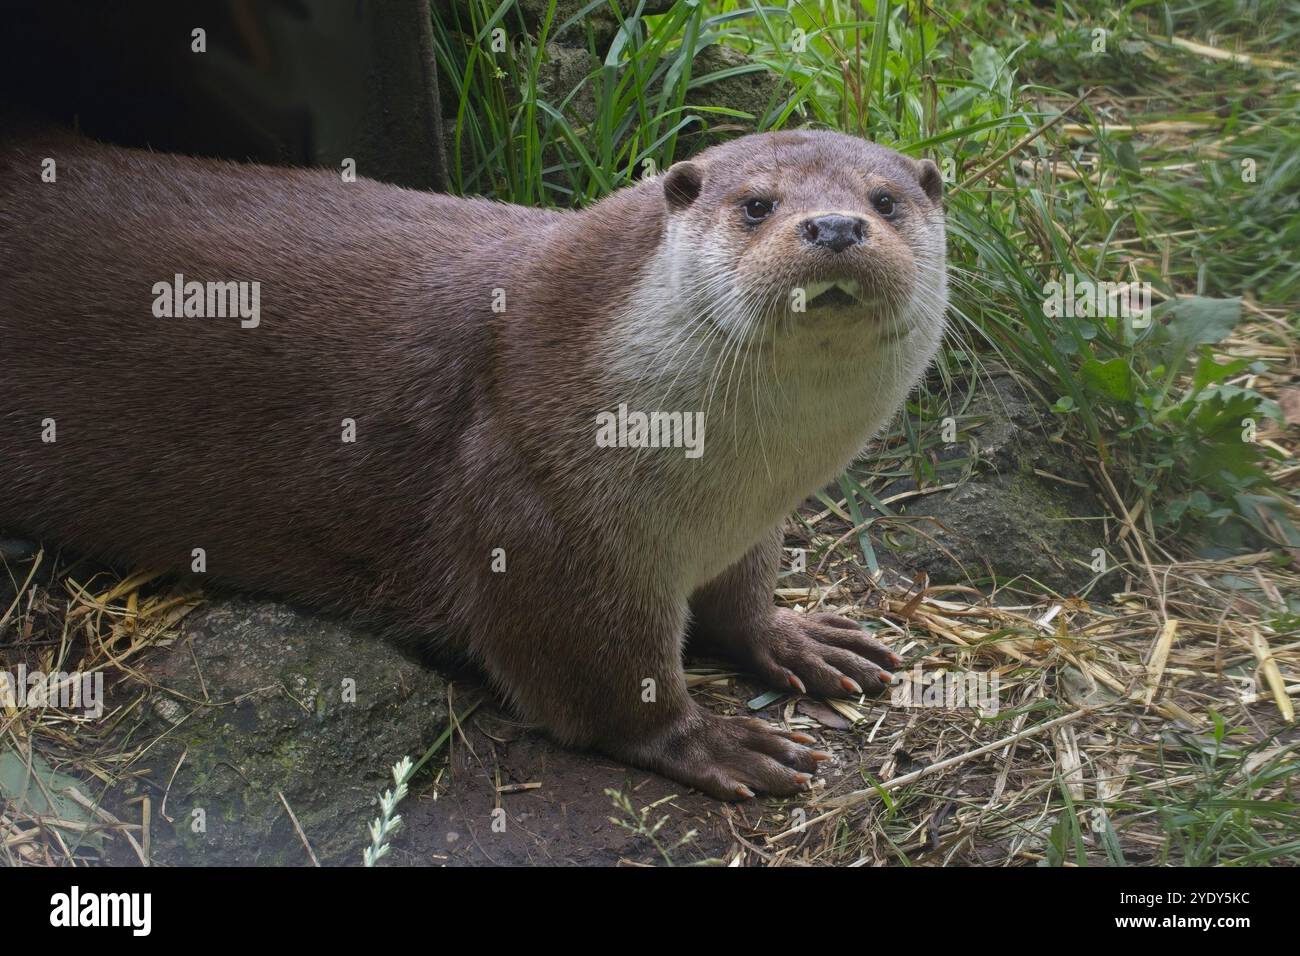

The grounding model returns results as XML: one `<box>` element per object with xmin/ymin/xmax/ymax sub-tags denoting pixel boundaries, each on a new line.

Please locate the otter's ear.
<box><xmin>916</xmin><ymin>158</ymin><xmax>944</xmax><ymax>204</ymax></box>
<box><xmin>663</xmin><ymin>161</ymin><xmax>703</xmax><ymax>211</ymax></box>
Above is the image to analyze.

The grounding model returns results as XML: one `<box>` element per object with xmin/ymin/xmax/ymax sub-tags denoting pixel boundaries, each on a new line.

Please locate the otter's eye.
<box><xmin>873</xmin><ymin>193</ymin><xmax>897</xmax><ymax>217</ymax></box>
<box><xmin>742</xmin><ymin>198</ymin><xmax>776</xmax><ymax>223</ymax></box>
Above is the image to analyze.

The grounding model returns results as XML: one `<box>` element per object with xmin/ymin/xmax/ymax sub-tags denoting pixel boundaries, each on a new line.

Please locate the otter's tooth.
<box><xmin>834</xmin><ymin>280</ymin><xmax>862</xmax><ymax>299</ymax></box>
<box><xmin>804</xmin><ymin>281</ymin><xmax>834</xmax><ymax>300</ymax></box>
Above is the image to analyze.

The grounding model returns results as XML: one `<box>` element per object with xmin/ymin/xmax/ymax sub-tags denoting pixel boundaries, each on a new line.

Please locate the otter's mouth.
<box><xmin>804</xmin><ymin>279</ymin><xmax>863</xmax><ymax>309</ymax></box>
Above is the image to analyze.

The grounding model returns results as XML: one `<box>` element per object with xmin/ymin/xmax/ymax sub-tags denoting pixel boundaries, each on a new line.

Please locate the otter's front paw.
<box><xmin>748</xmin><ymin>607</ymin><xmax>900</xmax><ymax>699</ymax></box>
<box><xmin>637</xmin><ymin>709</ymin><xmax>832</xmax><ymax>801</ymax></box>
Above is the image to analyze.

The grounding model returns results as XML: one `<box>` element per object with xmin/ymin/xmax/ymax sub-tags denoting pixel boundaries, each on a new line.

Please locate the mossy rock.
<box><xmin>681</xmin><ymin>45</ymin><xmax>784</xmax><ymax>146</ymax></box>
<box><xmin>112</xmin><ymin>599</ymin><xmax>448</xmax><ymax>866</ymax></box>
<box><xmin>888</xmin><ymin>375</ymin><xmax>1108</xmax><ymax>593</ymax></box>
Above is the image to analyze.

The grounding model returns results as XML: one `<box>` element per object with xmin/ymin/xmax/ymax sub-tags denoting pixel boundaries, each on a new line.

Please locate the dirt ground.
<box><xmin>392</xmin><ymin>677</ymin><xmax>870</xmax><ymax>867</ymax></box>
<box><xmin>396</xmin><ymin>704</ymin><xmax>731</xmax><ymax>866</ymax></box>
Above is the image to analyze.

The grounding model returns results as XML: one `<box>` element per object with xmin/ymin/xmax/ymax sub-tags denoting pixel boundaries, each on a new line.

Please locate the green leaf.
<box><xmin>0</xmin><ymin>745</ymin><xmax>104</xmax><ymax>851</ymax></box>
<box><xmin>1191</xmin><ymin>349</ymin><xmax>1252</xmax><ymax>392</ymax></box>
<box><xmin>1116</xmin><ymin>140</ymin><xmax>1141</xmax><ymax>175</ymax></box>
<box><xmin>1053</xmin><ymin>333</ymin><xmax>1080</xmax><ymax>356</ymax></box>
<box><xmin>970</xmin><ymin>44</ymin><xmax>1004</xmax><ymax>91</ymax></box>
<box><xmin>1155</xmin><ymin>296</ymin><xmax>1243</xmax><ymax>354</ymax></box>
<box><xmin>1196</xmin><ymin>384</ymin><xmax>1284</xmax><ymax>422</ymax></box>
<box><xmin>1081</xmin><ymin>357</ymin><xmax>1136</xmax><ymax>402</ymax></box>
<box><xmin>1234</xmin><ymin>494</ymin><xmax>1300</xmax><ymax>547</ymax></box>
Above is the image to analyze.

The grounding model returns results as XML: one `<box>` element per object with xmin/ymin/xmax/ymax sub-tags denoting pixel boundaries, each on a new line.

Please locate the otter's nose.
<box><xmin>800</xmin><ymin>214</ymin><xmax>867</xmax><ymax>253</ymax></box>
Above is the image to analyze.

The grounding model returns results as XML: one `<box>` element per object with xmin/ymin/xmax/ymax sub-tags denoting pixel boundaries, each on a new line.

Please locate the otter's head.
<box><xmin>658</xmin><ymin>130</ymin><xmax>947</xmax><ymax>348</ymax></box>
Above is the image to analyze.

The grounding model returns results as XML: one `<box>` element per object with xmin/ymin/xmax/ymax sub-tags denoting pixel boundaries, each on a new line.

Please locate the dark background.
<box><xmin>0</xmin><ymin>0</ymin><xmax>447</xmax><ymax>190</ymax></box>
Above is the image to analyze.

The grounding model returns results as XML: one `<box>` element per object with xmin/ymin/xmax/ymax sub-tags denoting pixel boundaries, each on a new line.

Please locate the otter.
<box><xmin>0</xmin><ymin>127</ymin><xmax>946</xmax><ymax>799</ymax></box>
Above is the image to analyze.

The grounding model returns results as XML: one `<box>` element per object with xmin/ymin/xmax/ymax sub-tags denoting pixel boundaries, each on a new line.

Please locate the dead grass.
<box><xmin>0</xmin><ymin>560</ymin><xmax>199</xmax><ymax>865</ymax></box>
<box><xmin>683</xmin><ymin>403</ymin><xmax>1299</xmax><ymax>865</ymax></box>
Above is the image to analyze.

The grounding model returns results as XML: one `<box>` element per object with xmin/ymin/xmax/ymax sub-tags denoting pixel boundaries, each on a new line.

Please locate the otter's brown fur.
<box><xmin>0</xmin><ymin>127</ymin><xmax>946</xmax><ymax>798</ymax></box>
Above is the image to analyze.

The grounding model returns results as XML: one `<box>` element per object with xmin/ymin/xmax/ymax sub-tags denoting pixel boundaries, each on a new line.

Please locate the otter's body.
<box><xmin>0</xmin><ymin>128</ymin><xmax>946</xmax><ymax>798</ymax></box>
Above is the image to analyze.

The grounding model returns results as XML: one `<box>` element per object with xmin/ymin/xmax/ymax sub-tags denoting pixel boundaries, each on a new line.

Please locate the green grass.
<box><xmin>1150</xmin><ymin>722</ymin><xmax>1300</xmax><ymax>866</ymax></box>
